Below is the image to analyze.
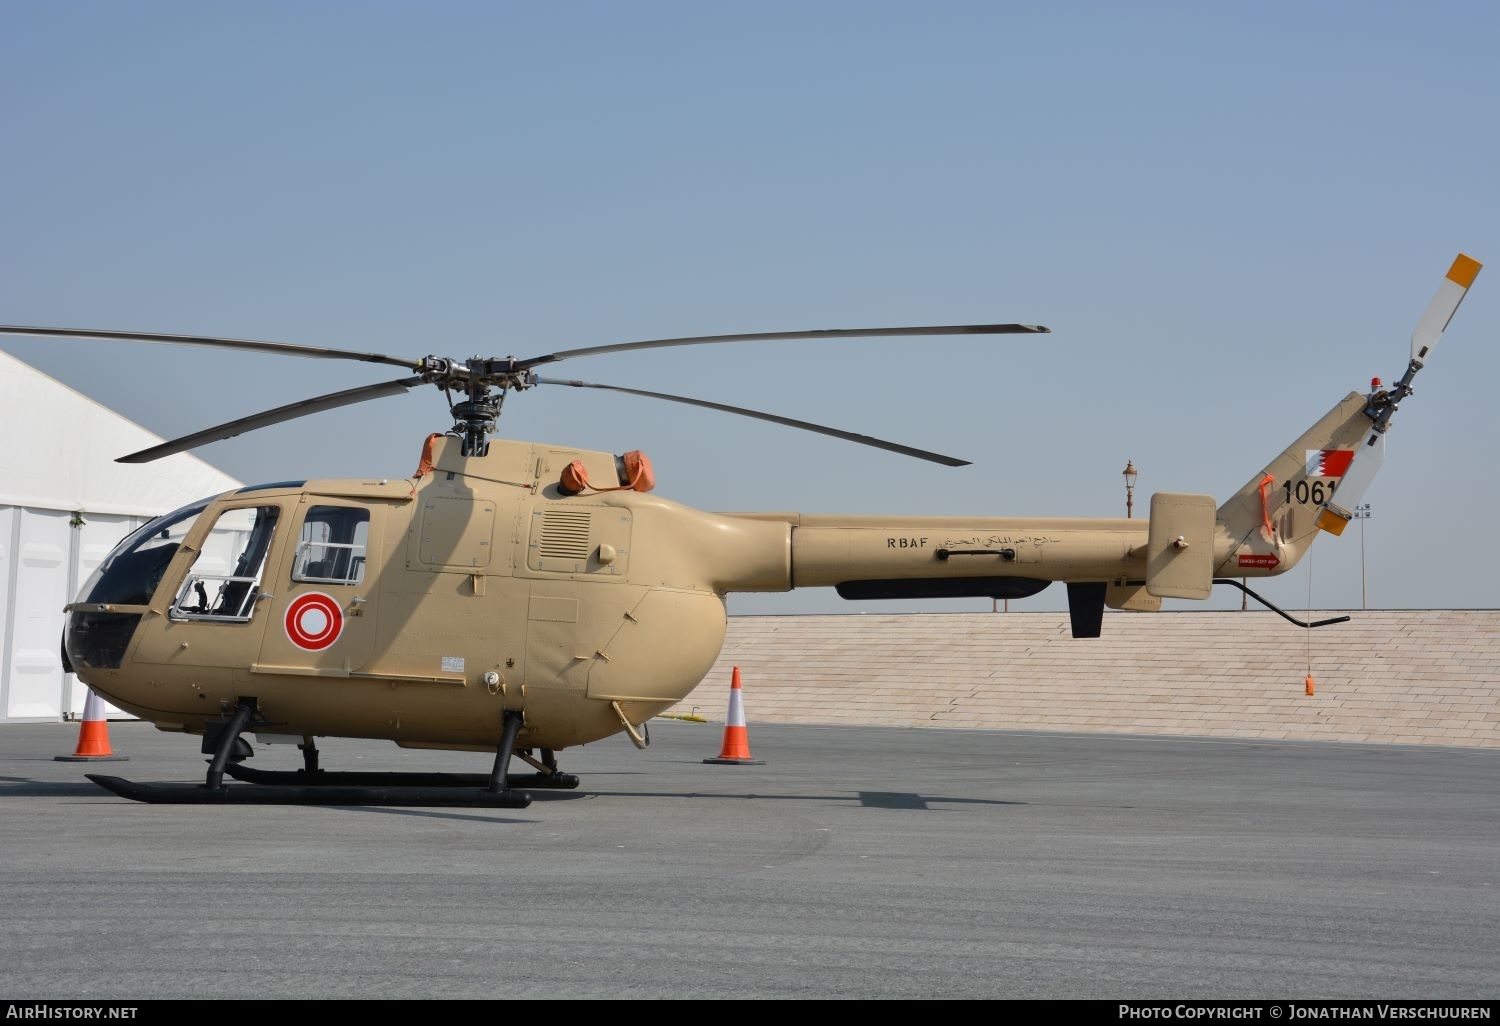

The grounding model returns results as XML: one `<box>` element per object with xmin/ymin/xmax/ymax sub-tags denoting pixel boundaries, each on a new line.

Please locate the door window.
<box><xmin>171</xmin><ymin>506</ymin><xmax>280</xmax><ymax>622</ymax></box>
<box><xmin>292</xmin><ymin>506</ymin><xmax>370</xmax><ymax>585</ymax></box>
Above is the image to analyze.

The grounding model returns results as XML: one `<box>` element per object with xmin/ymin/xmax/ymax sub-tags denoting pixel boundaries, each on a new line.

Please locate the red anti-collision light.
<box><xmin>1371</xmin><ymin>377</ymin><xmax>1382</xmax><ymax>389</ymax></box>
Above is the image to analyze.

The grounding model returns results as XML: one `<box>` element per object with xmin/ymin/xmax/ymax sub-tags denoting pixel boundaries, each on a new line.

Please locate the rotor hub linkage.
<box><xmin>451</xmin><ymin>397</ymin><xmax>500</xmax><ymax>455</ymax></box>
<box><xmin>1363</xmin><ymin>359</ymin><xmax>1418</xmax><ymax>435</ymax></box>
<box><xmin>420</xmin><ymin>356</ymin><xmax>541</xmax><ymax>456</ymax></box>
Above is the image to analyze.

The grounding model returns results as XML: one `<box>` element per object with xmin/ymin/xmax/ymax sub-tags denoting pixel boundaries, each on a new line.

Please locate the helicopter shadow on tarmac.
<box><xmin>316</xmin><ymin>789</ymin><xmax>1027</xmax><ymax>826</ymax></box>
<box><xmin>320</xmin><ymin>804</ymin><xmax>544</xmax><ymax>826</ymax></box>
<box><xmin>0</xmin><ymin>775</ymin><xmax>109</xmax><ymax>798</ymax></box>
<box><xmin>316</xmin><ymin>788</ymin><xmax>1026</xmax><ymax>826</ymax></box>
<box><xmin>565</xmin><ymin>788</ymin><xmax>1027</xmax><ymax>811</ymax></box>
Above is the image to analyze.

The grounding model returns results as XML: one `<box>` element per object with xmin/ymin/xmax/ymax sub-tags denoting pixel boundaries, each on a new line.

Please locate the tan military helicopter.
<box><xmin>0</xmin><ymin>253</ymin><xmax>1481</xmax><ymax>807</ymax></box>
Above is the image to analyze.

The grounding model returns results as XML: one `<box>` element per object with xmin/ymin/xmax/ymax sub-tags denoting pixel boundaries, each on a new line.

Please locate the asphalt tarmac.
<box><xmin>1</xmin><ymin>720</ymin><xmax>1496</xmax><ymax>1000</ymax></box>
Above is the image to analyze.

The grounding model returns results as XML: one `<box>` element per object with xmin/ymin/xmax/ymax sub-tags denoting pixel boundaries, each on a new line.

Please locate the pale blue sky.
<box><xmin>3</xmin><ymin>2</ymin><xmax>1497</xmax><ymax>615</ymax></box>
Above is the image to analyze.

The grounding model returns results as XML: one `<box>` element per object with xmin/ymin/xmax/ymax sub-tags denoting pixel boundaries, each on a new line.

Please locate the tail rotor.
<box><xmin>1315</xmin><ymin>253</ymin><xmax>1482</xmax><ymax>536</ymax></box>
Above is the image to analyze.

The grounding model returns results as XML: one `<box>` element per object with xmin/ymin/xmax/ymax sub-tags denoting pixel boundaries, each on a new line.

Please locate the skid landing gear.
<box><xmin>221</xmin><ymin>741</ymin><xmax>577</xmax><ymax>790</ymax></box>
<box><xmin>86</xmin><ymin>703</ymin><xmax>537</xmax><ymax>808</ymax></box>
<box><xmin>510</xmin><ymin>748</ymin><xmax>582</xmax><ymax>790</ymax></box>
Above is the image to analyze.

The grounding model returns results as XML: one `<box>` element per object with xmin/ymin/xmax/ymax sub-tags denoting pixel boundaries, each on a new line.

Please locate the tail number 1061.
<box><xmin>1285</xmin><ymin>479</ymin><xmax>1338</xmax><ymax>505</ymax></box>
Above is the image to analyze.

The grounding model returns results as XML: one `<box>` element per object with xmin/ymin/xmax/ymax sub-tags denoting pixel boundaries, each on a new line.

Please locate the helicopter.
<box><xmin>0</xmin><ymin>252</ymin><xmax>1481</xmax><ymax>808</ymax></box>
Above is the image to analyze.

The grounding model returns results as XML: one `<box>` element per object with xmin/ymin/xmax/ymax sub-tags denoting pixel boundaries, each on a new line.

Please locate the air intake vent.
<box><xmin>539</xmin><ymin>509</ymin><xmax>592</xmax><ymax>560</ymax></box>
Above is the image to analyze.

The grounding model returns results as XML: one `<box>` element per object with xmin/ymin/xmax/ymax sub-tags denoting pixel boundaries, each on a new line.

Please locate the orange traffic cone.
<box><xmin>55</xmin><ymin>689</ymin><xmax>128</xmax><ymax>762</ymax></box>
<box><xmin>703</xmin><ymin>666</ymin><xmax>764</xmax><ymax>765</ymax></box>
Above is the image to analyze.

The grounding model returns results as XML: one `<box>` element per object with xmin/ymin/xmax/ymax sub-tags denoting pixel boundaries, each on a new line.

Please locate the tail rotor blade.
<box><xmin>1411</xmin><ymin>254</ymin><xmax>1482</xmax><ymax>365</ymax></box>
<box><xmin>1314</xmin><ymin>429</ymin><xmax>1386</xmax><ymax>536</ymax></box>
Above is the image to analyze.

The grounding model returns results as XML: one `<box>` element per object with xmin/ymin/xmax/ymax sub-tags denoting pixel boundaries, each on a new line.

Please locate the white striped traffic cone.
<box><xmin>703</xmin><ymin>666</ymin><xmax>764</xmax><ymax>765</ymax></box>
<box><xmin>55</xmin><ymin>689</ymin><xmax>128</xmax><ymax>762</ymax></box>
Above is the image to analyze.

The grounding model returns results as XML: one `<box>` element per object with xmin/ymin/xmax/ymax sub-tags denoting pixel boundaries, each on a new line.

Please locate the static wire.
<box><xmin>1306</xmin><ymin>548</ymin><xmax>1314</xmax><ymax>679</ymax></box>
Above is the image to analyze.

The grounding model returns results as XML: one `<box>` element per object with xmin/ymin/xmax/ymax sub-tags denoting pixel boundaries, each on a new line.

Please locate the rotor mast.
<box><xmin>450</xmin><ymin>357</ymin><xmax>506</xmax><ymax>456</ymax></box>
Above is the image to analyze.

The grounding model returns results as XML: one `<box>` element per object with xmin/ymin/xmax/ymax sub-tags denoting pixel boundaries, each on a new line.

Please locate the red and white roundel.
<box><xmin>284</xmin><ymin>592</ymin><xmax>344</xmax><ymax>651</ymax></box>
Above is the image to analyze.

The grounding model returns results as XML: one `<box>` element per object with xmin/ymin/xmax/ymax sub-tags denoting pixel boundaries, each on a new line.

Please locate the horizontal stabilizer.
<box><xmin>1146</xmin><ymin>492</ymin><xmax>1216</xmax><ymax>600</ymax></box>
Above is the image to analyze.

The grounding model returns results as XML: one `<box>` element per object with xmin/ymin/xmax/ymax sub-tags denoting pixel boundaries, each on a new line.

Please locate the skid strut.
<box><xmin>85</xmin><ymin>705</ymin><xmax>537</xmax><ymax>807</ymax></box>
<box><xmin>205</xmin><ymin>699</ymin><xmax>256</xmax><ymax>791</ymax></box>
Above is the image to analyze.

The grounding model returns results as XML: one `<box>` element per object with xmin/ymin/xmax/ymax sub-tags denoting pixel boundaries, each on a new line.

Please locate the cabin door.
<box><xmin>255</xmin><ymin>502</ymin><xmax>381</xmax><ymax>674</ymax></box>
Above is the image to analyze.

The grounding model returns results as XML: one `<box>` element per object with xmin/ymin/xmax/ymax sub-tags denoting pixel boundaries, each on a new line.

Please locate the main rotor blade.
<box><xmin>117</xmin><ymin>375</ymin><xmax>426</xmax><ymax>464</ymax></box>
<box><xmin>0</xmin><ymin>325</ymin><xmax>419</xmax><ymax>371</ymax></box>
<box><xmin>535</xmin><ymin>376</ymin><xmax>970</xmax><ymax>466</ymax></box>
<box><xmin>518</xmin><ymin>323</ymin><xmax>1049</xmax><ymax>370</ymax></box>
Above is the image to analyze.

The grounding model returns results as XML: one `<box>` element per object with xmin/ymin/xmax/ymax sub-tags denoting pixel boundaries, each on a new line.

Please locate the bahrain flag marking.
<box><xmin>1305</xmin><ymin>449</ymin><xmax>1355</xmax><ymax>477</ymax></box>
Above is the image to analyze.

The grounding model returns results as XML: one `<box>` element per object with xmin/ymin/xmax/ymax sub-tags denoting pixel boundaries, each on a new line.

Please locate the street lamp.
<box><xmin>1354</xmin><ymin>504</ymin><xmax>1373</xmax><ymax>609</ymax></box>
<box><xmin>1123</xmin><ymin>460</ymin><xmax>1137</xmax><ymax>518</ymax></box>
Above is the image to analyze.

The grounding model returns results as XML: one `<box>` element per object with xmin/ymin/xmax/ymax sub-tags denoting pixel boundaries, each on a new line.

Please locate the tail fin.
<box><xmin>1213</xmin><ymin>391</ymin><xmax>1370</xmax><ymax>577</ymax></box>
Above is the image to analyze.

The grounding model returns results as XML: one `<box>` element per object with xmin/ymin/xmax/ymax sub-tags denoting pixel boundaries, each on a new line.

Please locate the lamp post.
<box><xmin>1354</xmin><ymin>503</ymin><xmax>1373</xmax><ymax>609</ymax></box>
<box><xmin>1123</xmin><ymin>460</ymin><xmax>1137</xmax><ymax>519</ymax></box>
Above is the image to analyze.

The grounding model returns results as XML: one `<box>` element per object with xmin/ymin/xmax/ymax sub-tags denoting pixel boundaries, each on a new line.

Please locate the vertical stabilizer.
<box><xmin>1214</xmin><ymin>392</ymin><xmax>1370</xmax><ymax>577</ymax></box>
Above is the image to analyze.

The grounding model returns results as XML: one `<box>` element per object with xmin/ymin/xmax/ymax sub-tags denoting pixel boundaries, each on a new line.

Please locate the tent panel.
<box><xmin>5</xmin><ymin>508</ymin><xmax>71</xmax><ymax>719</ymax></box>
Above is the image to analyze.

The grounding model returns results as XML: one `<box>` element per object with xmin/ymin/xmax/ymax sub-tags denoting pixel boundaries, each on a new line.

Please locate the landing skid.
<box><xmin>83</xmin><ymin>700</ymin><xmax>559</xmax><ymax>807</ymax></box>
<box><xmin>221</xmin><ymin>765</ymin><xmax>580</xmax><ymax>790</ymax></box>
<box><xmin>85</xmin><ymin>773</ymin><xmax>533</xmax><ymax>808</ymax></box>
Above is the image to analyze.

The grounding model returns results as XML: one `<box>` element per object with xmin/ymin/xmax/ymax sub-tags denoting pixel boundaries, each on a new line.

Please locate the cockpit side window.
<box><xmin>292</xmin><ymin>506</ymin><xmax>370</xmax><ymax>586</ymax></box>
<box><xmin>170</xmin><ymin>505</ymin><xmax>281</xmax><ymax>622</ymax></box>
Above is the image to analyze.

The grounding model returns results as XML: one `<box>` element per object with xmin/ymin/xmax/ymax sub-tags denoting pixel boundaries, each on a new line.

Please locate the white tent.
<box><xmin>0</xmin><ymin>350</ymin><xmax>241</xmax><ymax>722</ymax></box>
